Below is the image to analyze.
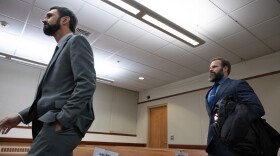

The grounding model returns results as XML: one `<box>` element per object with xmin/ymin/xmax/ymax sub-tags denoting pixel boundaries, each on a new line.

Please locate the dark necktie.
<box><xmin>208</xmin><ymin>83</ymin><xmax>219</xmax><ymax>109</ymax></box>
<box><xmin>52</xmin><ymin>46</ymin><xmax>59</xmax><ymax>58</ymax></box>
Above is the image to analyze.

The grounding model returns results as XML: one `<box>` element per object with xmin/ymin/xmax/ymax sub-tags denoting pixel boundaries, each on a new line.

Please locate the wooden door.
<box><xmin>148</xmin><ymin>105</ymin><xmax>167</xmax><ymax>148</ymax></box>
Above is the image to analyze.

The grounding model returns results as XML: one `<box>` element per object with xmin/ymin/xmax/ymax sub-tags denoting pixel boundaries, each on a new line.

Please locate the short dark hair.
<box><xmin>49</xmin><ymin>6</ymin><xmax>78</xmax><ymax>33</ymax></box>
<box><xmin>211</xmin><ymin>57</ymin><xmax>231</xmax><ymax>75</ymax></box>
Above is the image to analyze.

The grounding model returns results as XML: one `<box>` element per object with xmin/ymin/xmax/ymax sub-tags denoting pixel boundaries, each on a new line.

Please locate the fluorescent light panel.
<box><xmin>11</xmin><ymin>58</ymin><xmax>47</xmax><ymax>68</ymax></box>
<box><xmin>0</xmin><ymin>52</ymin><xmax>115</xmax><ymax>84</ymax></box>
<box><xmin>142</xmin><ymin>15</ymin><xmax>199</xmax><ymax>46</ymax></box>
<box><xmin>101</xmin><ymin>0</ymin><xmax>204</xmax><ymax>47</ymax></box>
<box><xmin>108</xmin><ymin>0</ymin><xmax>140</xmax><ymax>15</ymax></box>
<box><xmin>96</xmin><ymin>76</ymin><xmax>114</xmax><ymax>84</ymax></box>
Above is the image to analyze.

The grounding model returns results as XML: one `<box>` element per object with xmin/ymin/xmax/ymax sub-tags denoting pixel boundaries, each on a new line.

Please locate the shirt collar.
<box><xmin>57</xmin><ymin>33</ymin><xmax>73</xmax><ymax>48</ymax></box>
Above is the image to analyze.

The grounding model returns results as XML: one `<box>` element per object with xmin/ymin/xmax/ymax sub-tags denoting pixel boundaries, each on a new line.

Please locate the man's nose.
<box><xmin>41</xmin><ymin>19</ymin><xmax>47</xmax><ymax>24</ymax></box>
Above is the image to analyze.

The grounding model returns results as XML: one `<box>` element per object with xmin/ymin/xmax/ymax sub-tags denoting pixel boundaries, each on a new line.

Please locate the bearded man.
<box><xmin>0</xmin><ymin>6</ymin><xmax>96</xmax><ymax>156</ymax></box>
<box><xmin>205</xmin><ymin>57</ymin><xmax>265</xmax><ymax>156</ymax></box>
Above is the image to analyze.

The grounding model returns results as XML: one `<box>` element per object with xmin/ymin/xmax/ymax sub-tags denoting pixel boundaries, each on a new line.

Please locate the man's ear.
<box><xmin>223</xmin><ymin>66</ymin><xmax>228</xmax><ymax>75</ymax></box>
<box><xmin>61</xmin><ymin>16</ymin><xmax>70</xmax><ymax>25</ymax></box>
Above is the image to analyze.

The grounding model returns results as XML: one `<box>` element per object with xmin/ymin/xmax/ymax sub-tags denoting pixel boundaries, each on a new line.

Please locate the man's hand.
<box><xmin>214</xmin><ymin>113</ymin><xmax>219</xmax><ymax>124</ymax></box>
<box><xmin>0</xmin><ymin>114</ymin><xmax>22</xmax><ymax>134</ymax></box>
<box><xmin>55</xmin><ymin>121</ymin><xmax>63</xmax><ymax>132</ymax></box>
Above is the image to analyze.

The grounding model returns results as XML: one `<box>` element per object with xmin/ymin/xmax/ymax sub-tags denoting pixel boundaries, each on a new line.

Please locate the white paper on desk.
<box><xmin>175</xmin><ymin>151</ymin><xmax>188</xmax><ymax>156</ymax></box>
<box><xmin>93</xmin><ymin>147</ymin><xmax>119</xmax><ymax>156</ymax></box>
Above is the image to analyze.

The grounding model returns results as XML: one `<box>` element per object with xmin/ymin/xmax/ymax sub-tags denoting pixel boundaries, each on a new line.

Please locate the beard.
<box><xmin>209</xmin><ymin>68</ymin><xmax>224</xmax><ymax>82</ymax></box>
<box><xmin>43</xmin><ymin>18</ymin><xmax>60</xmax><ymax>36</ymax></box>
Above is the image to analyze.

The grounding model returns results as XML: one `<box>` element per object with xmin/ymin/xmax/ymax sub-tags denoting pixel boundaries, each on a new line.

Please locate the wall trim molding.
<box><xmin>138</xmin><ymin>70</ymin><xmax>280</xmax><ymax>104</ymax></box>
<box><xmin>0</xmin><ymin>137</ymin><xmax>146</xmax><ymax>147</ymax></box>
<box><xmin>169</xmin><ymin>144</ymin><xmax>206</xmax><ymax>149</ymax></box>
<box><xmin>0</xmin><ymin>137</ymin><xmax>207</xmax><ymax>149</ymax></box>
<box><xmin>15</xmin><ymin>126</ymin><xmax>136</xmax><ymax>137</ymax></box>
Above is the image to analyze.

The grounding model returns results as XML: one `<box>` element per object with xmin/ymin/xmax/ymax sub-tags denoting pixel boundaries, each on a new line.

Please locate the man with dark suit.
<box><xmin>0</xmin><ymin>6</ymin><xmax>96</xmax><ymax>155</ymax></box>
<box><xmin>205</xmin><ymin>57</ymin><xmax>265</xmax><ymax>156</ymax></box>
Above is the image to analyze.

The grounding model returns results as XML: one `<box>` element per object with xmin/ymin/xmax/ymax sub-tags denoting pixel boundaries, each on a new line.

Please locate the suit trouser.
<box><xmin>27</xmin><ymin>122</ymin><xmax>82</xmax><ymax>156</ymax></box>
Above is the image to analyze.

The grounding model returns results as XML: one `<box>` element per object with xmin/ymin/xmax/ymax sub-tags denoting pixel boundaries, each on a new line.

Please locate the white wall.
<box><xmin>137</xmin><ymin>51</ymin><xmax>280</xmax><ymax>145</ymax></box>
<box><xmin>0</xmin><ymin>59</ymin><xmax>138</xmax><ymax>143</ymax></box>
<box><xmin>139</xmin><ymin>51</ymin><xmax>280</xmax><ymax>102</ymax></box>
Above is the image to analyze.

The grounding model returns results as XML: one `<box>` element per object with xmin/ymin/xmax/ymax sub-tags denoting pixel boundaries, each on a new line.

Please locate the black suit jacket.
<box><xmin>205</xmin><ymin>78</ymin><xmax>265</xmax><ymax>155</ymax></box>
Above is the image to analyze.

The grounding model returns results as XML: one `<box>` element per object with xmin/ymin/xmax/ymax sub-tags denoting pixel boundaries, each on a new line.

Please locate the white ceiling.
<box><xmin>0</xmin><ymin>0</ymin><xmax>280</xmax><ymax>91</ymax></box>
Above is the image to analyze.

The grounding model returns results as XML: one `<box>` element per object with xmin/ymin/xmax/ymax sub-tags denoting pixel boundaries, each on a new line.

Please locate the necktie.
<box><xmin>52</xmin><ymin>46</ymin><xmax>59</xmax><ymax>58</ymax></box>
<box><xmin>208</xmin><ymin>83</ymin><xmax>219</xmax><ymax>109</ymax></box>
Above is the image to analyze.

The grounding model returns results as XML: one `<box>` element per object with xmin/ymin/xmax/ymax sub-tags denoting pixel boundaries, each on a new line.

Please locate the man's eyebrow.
<box><xmin>45</xmin><ymin>12</ymin><xmax>53</xmax><ymax>17</ymax></box>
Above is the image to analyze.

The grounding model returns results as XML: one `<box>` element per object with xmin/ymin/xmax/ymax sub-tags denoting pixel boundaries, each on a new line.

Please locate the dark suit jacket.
<box><xmin>19</xmin><ymin>34</ymin><xmax>96</xmax><ymax>138</ymax></box>
<box><xmin>205</xmin><ymin>78</ymin><xmax>265</xmax><ymax>155</ymax></box>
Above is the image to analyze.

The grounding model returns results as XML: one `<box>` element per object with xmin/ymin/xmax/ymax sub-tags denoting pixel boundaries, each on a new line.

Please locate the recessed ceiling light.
<box><xmin>138</xmin><ymin>77</ymin><xmax>144</xmax><ymax>80</ymax></box>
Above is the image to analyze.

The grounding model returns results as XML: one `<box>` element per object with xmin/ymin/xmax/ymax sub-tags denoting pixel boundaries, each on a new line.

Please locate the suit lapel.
<box><xmin>38</xmin><ymin>35</ymin><xmax>73</xmax><ymax>91</ymax></box>
<box><xmin>45</xmin><ymin>35</ymin><xmax>73</xmax><ymax>76</ymax></box>
<box><xmin>205</xmin><ymin>86</ymin><xmax>213</xmax><ymax>113</ymax></box>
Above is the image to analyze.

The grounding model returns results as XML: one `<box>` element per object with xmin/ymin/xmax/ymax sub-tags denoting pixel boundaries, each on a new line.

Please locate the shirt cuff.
<box><xmin>17</xmin><ymin>113</ymin><xmax>25</xmax><ymax>124</ymax></box>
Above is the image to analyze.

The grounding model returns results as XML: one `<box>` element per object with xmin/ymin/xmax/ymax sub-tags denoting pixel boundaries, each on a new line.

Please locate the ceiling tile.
<box><xmin>199</xmin><ymin>15</ymin><xmax>244</xmax><ymax>40</ymax></box>
<box><xmin>21</xmin><ymin>24</ymin><xmax>55</xmax><ymax>45</ymax></box>
<box><xmin>169</xmin><ymin>68</ymin><xmax>198</xmax><ymax>79</ymax></box>
<box><xmin>15</xmin><ymin>25</ymin><xmax>56</xmax><ymax>63</ymax></box>
<box><xmin>77</xmin><ymin>3</ymin><xmax>118</xmax><ymax>33</ymax></box>
<box><xmin>105</xmin><ymin>20</ymin><xmax>146</xmax><ymax>43</ymax></box>
<box><xmin>131</xmin><ymin>33</ymin><xmax>168</xmax><ymax>53</ymax></box>
<box><xmin>139</xmin><ymin>76</ymin><xmax>167</xmax><ymax>88</ymax></box>
<box><xmin>116</xmin><ymin>45</ymin><xmax>150</xmax><ymax>61</ymax></box>
<box><xmin>15</xmin><ymin>38</ymin><xmax>55</xmax><ymax>64</ymax></box>
<box><xmin>95</xmin><ymin>62</ymin><xmax>128</xmax><ymax>78</ymax></box>
<box><xmin>0</xmin><ymin>31</ymin><xmax>20</xmax><ymax>55</ymax></box>
<box><xmin>122</xmin><ymin>62</ymin><xmax>151</xmax><ymax>74</ymax></box>
<box><xmin>76</xmin><ymin>24</ymin><xmax>101</xmax><ymax>44</ymax></box>
<box><xmin>27</xmin><ymin>6</ymin><xmax>46</xmax><ymax>28</ymax></box>
<box><xmin>92</xmin><ymin>35</ymin><xmax>126</xmax><ymax>53</ymax></box>
<box><xmin>217</xmin><ymin>30</ymin><xmax>259</xmax><ymax>50</ymax></box>
<box><xmin>193</xmin><ymin>43</ymin><xmax>241</xmax><ymax>63</ymax></box>
<box><xmin>187</xmin><ymin>59</ymin><xmax>210</xmax><ymax>74</ymax></box>
<box><xmin>105</xmin><ymin>55</ymin><xmax>135</xmax><ymax>69</ymax></box>
<box><xmin>249</xmin><ymin>15</ymin><xmax>280</xmax><ymax>40</ymax></box>
<box><xmin>143</xmin><ymin>68</ymin><xmax>181</xmax><ymax>83</ymax></box>
<box><xmin>232</xmin><ymin>41</ymin><xmax>273</xmax><ymax>60</ymax></box>
<box><xmin>0</xmin><ymin>15</ymin><xmax>24</xmax><ymax>35</ymax></box>
<box><xmin>0</xmin><ymin>0</ymin><xmax>31</xmax><ymax>22</ymax></box>
<box><xmin>92</xmin><ymin>47</ymin><xmax>113</xmax><ymax>61</ymax></box>
<box><xmin>111</xmin><ymin>77</ymin><xmax>147</xmax><ymax>91</ymax></box>
<box><xmin>174</xmin><ymin>53</ymin><xmax>206</xmax><ymax>67</ymax></box>
<box><xmin>154</xmin><ymin>61</ymin><xmax>189</xmax><ymax>75</ymax></box>
<box><xmin>195</xmin><ymin>0</ymin><xmax>225</xmax><ymax>25</ymax></box>
<box><xmin>264</xmin><ymin>35</ymin><xmax>280</xmax><ymax>51</ymax></box>
<box><xmin>34</xmin><ymin>0</ymin><xmax>84</xmax><ymax>13</ymax></box>
<box><xmin>83</xmin><ymin>0</ymin><xmax>125</xmax><ymax>18</ymax></box>
<box><xmin>116</xmin><ymin>69</ymin><xmax>142</xmax><ymax>81</ymax></box>
<box><xmin>211</xmin><ymin>0</ymin><xmax>256</xmax><ymax>13</ymax></box>
<box><xmin>154</xmin><ymin>44</ymin><xmax>189</xmax><ymax>61</ymax></box>
<box><xmin>230</xmin><ymin>0</ymin><xmax>280</xmax><ymax>28</ymax></box>
<box><xmin>137</xmin><ymin>53</ymin><xmax>167</xmax><ymax>67</ymax></box>
<box><xmin>21</xmin><ymin>0</ymin><xmax>34</xmax><ymax>3</ymax></box>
